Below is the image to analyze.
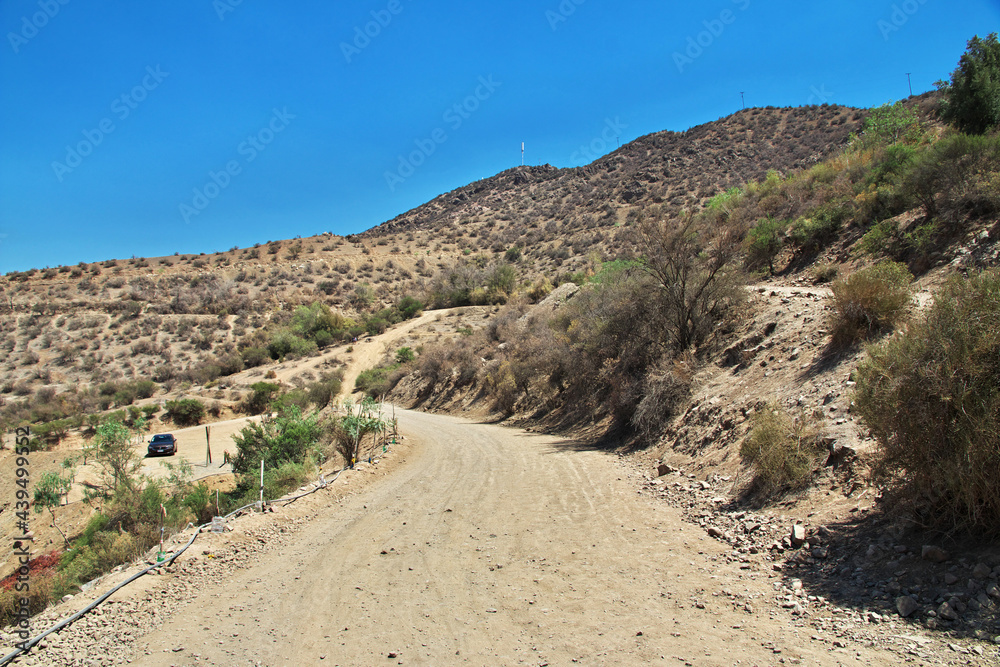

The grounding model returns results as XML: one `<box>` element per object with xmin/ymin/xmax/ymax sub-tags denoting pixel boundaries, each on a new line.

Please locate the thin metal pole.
<box><xmin>906</xmin><ymin>73</ymin><xmax>912</xmax><ymax>97</ymax></box>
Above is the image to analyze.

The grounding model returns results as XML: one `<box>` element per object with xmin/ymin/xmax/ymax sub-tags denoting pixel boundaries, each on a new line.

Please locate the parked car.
<box><xmin>147</xmin><ymin>433</ymin><xmax>178</xmax><ymax>456</ymax></box>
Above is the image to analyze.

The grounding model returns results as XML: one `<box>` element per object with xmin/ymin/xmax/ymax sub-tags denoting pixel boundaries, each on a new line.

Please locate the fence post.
<box><xmin>259</xmin><ymin>459</ymin><xmax>264</xmax><ymax>511</ymax></box>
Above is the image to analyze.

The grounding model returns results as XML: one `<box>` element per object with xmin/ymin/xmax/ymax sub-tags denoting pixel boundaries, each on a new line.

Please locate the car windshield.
<box><xmin>151</xmin><ymin>435</ymin><xmax>172</xmax><ymax>443</ymax></box>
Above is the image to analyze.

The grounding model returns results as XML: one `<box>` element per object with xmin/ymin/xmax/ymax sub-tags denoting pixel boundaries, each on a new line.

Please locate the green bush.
<box><xmin>181</xmin><ymin>482</ymin><xmax>214</xmax><ymax>524</ymax></box>
<box><xmin>744</xmin><ymin>217</ymin><xmax>786</xmax><ymax>274</ymax></box>
<box><xmin>396</xmin><ymin>296</ymin><xmax>424</xmax><ymax>319</ymax></box>
<box><xmin>859</xmin><ymin>219</ymin><xmax>900</xmax><ymax>257</ymax></box>
<box><xmin>740</xmin><ymin>404</ymin><xmax>823</xmax><ymax>497</ymax></box>
<box><xmin>244</xmin><ymin>382</ymin><xmax>280</xmax><ymax>415</ymax></box>
<box><xmin>267</xmin><ymin>330</ymin><xmax>317</xmax><ymax>360</ymax></box>
<box><xmin>240</xmin><ymin>346</ymin><xmax>271</xmax><ymax>368</ymax></box>
<box><xmin>273</xmin><ymin>389</ymin><xmax>310</xmax><ymax>413</ymax></box>
<box><xmin>230</xmin><ymin>406</ymin><xmax>322</xmax><ymax>477</ymax></box>
<box><xmin>829</xmin><ymin>261</ymin><xmax>912</xmax><ymax>345</ymax></box>
<box><xmin>854</xmin><ymin>269</ymin><xmax>1000</xmax><ymax>534</ymax></box>
<box><xmin>395</xmin><ymin>347</ymin><xmax>415</xmax><ymax>364</ymax></box>
<box><xmin>787</xmin><ymin>204</ymin><xmax>848</xmax><ymax>251</ymax></box>
<box><xmin>904</xmin><ymin>132</ymin><xmax>1000</xmax><ymax>229</ymax></box>
<box><xmin>165</xmin><ymin>398</ymin><xmax>205</xmax><ymax>426</ymax></box>
<box><xmin>355</xmin><ymin>363</ymin><xmax>403</xmax><ymax>398</ymax></box>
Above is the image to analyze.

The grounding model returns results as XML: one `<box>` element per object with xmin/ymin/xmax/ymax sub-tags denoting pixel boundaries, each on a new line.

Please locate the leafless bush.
<box><xmin>631</xmin><ymin>356</ymin><xmax>694</xmax><ymax>441</ymax></box>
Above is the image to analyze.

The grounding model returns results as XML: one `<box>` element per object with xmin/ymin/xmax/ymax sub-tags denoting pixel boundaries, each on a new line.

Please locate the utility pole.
<box><xmin>740</xmin><ymin>92</ymin><xmax>745</xmax><ymax>109</ymax></box>
<box><xmin>906</xmin><ymin>73</ymin><xmax>913</xmax><ymax>97</ymax></box>
<box><xmin>521</xmin><ymin>142</ymin><xmax>524</xmax><ymax>166</ymax></box>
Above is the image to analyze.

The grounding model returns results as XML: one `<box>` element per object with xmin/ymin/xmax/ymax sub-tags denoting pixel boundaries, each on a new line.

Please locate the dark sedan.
<box><xmin>147</xmin><ymin>433</ymin><xmax>178</xmax><ymax>456</ymax></box>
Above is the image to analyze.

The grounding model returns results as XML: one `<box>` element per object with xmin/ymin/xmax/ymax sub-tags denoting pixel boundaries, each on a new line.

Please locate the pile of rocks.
<box><xmin>640</xmin><ymin>462</ymin><xmax>1000</xmax><ymax>661</ymax></box>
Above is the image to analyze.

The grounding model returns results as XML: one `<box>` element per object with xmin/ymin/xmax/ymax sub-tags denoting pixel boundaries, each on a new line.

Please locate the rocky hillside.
<box><xmin>0</xmin><ymin>103</ymin><xmax>868</xmax><ymax>425</ymax></box>
<box><xmin>364</xmin><ymin>104</ymin><xmax>864</xmax><ymax>243</ymax></box>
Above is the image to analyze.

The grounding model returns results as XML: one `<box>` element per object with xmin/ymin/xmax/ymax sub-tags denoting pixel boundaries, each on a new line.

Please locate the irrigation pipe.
<box><xmin>0</xmin><ymin>521</ymin><xmax>206</xmax><ymax>667</ymax></box>
<box><xmin>0</xmin><ymin>461</ymin><xmax>353</xmax><ymax>666</ymax></box>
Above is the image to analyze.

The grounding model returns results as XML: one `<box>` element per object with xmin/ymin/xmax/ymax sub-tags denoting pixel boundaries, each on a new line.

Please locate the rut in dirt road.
<box><xmin>79</xmin><ymin>409</ymin><xmax>903</xmax><ymax>666</ymax></box>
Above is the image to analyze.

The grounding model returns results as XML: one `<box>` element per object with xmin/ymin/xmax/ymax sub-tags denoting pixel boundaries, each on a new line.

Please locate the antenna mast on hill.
<box><xmin>521</xmin><ymin>142</ymin><xmax>524</xmax><ymax>166</ymax></box>
<box><xmin>740</xmin><ymin>92</ymin><xmax>746</xmax><ymax>109</ymax></box>
<box><xmin>906</xmin><ymin>73</ymin><xmax>913</xmax><ymax>97</ymax></box>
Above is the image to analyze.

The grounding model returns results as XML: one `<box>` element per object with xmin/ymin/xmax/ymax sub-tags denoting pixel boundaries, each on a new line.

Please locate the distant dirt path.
<box><xmin>120</xmin><ymin>409</ymin><xmax>903</xmax><ymax>667</ymax></box>
<box><xmin>333</xmin><ymin>309</ymin><xmax>455</xmax><ymax>403</ymax></box>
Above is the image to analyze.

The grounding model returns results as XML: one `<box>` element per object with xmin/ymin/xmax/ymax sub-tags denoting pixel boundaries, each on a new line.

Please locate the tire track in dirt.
<box><xmin>102</xmin><ymin>408</ymin><xmax>911</xmax><ymax>666</ymax></box>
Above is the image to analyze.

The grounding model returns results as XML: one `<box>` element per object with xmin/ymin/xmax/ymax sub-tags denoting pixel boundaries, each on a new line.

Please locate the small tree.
<box><xmin>33</xmin><ymin>458</ymin><xmax>76</xmax><ymax>547</ymax></box>
<box><xmin>332</xmin><ymin>398</ymin><xmax>388</xmax><ymax>466</ymax></box>
<box><xmin>231</xmin><ymin>406</ymin><xmax>322</xmax><ymax>476</ymax></box>
<box><xmin>244</xmin><ymin>382</ymin><xmax>280</xmax><ymax>415</ymax></box>
<box><xmin>856</xmin><ymin>100</ymin><xmax>921</xmax><ymax>147</ymax></box>
<box><xmin>744</xmin><ymin>217</ymin><xmax>786</xmax><ymax>274</ymax></box>
<box><xmin>92</xmin><ymin>419</ymin><xmax>145</xmax><ymax>500</ymax></box>
<box><xmin>938</xmin><ymin>33</ymin><xmax>1000</xmax><ymax>135</ymax></box>
<box><xmin>635</xmin><ymin>211</ymin><xmax>745</xmax><ymax>350</ymax></box>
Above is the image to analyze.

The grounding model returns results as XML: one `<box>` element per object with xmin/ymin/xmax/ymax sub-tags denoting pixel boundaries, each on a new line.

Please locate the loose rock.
<box><xmin>895</xmin><ymin>596</ymin><xmax>919</xmax><ymax>618</ymax></box>
<box><xmin>921</xmin><ymin>545</ymin><xmax>949</xmax><ymax>563</ymax></box>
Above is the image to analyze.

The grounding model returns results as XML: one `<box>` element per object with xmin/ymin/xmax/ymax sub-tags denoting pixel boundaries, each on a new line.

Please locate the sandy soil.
<box><xmin>77</xmin><ymin>408</ymin><xmax>908</xmax><ymax>667</ymax></box>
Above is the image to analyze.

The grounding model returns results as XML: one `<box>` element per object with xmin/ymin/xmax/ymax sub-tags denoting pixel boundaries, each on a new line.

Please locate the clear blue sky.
<box><xmin>1</xmin><ymin>0</ymin><xmax>996</xmax><ymax>272</ymax></box>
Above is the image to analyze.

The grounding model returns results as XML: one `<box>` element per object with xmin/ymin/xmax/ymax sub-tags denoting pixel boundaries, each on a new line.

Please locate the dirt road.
<box><xmin>65</xmin><ymin>418</ymin><xmax>249</xmax><ymax>503</ymax></box>
<box><xmin>68</xmin><ymin>408</ymin><xmax>910</xmax><ymax>667</ymax></box>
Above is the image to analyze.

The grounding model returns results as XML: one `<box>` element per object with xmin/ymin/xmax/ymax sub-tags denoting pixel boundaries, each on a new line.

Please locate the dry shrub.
<box><xmin>0</xmin><ymin>572</ymin><xmax>54</xmax><ymax>627</ymax></box>
<box><xmin>418</xmin><ymin>341</ymin><xmax>481</xmax><ymax>392</ymax></box>
<box><xmin>854</xmin><ymin>269</ymin><xmax>1000</xmax><ymax>535</ymax></box>
<box><xmin>486</xmin><ymin>361</ymin><xmax>518</xmax><ymax>414</ymax></box>
<box><xmin>631</xmin><ymin>355</ymin><xmax>694</xmax><ymax>441</ymax></box>
<box><xmin>829</xmin><ymin>261</ymin><xmax>912</xmax><ymax>345</ymax></box>
<box><xmin>740</xmin><ymin>404</ymin><xmax>823</xmax><ymax>497</ymax></box>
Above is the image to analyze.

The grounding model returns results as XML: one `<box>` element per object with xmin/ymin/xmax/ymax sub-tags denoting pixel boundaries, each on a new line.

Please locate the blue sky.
<box><xmin>0</xmin><ymin>0</ymin><xmax>996</xmax><ymax>272</ymax></box>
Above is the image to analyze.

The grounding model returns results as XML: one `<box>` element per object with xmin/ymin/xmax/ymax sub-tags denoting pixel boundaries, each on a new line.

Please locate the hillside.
<box><xmin>0</xmin><ymin>103</ymin><xmax>865</xmax><ymax>423</ymax></box>
<box><xmin>4</xmin><ymin>90</ymin><xmax>1000</xmax><ymax>657</ymax></box>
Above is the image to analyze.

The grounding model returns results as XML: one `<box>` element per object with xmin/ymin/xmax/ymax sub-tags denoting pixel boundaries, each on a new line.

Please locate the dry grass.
<box><xmin>739</xmin><ymin>404</ymin><xmax>824</xmax><ymax>498</ymax></box>
<box><xmin>829</xmin><ymin>261</ymin><xmax>913</xmax><ymax>345</ymax></box>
